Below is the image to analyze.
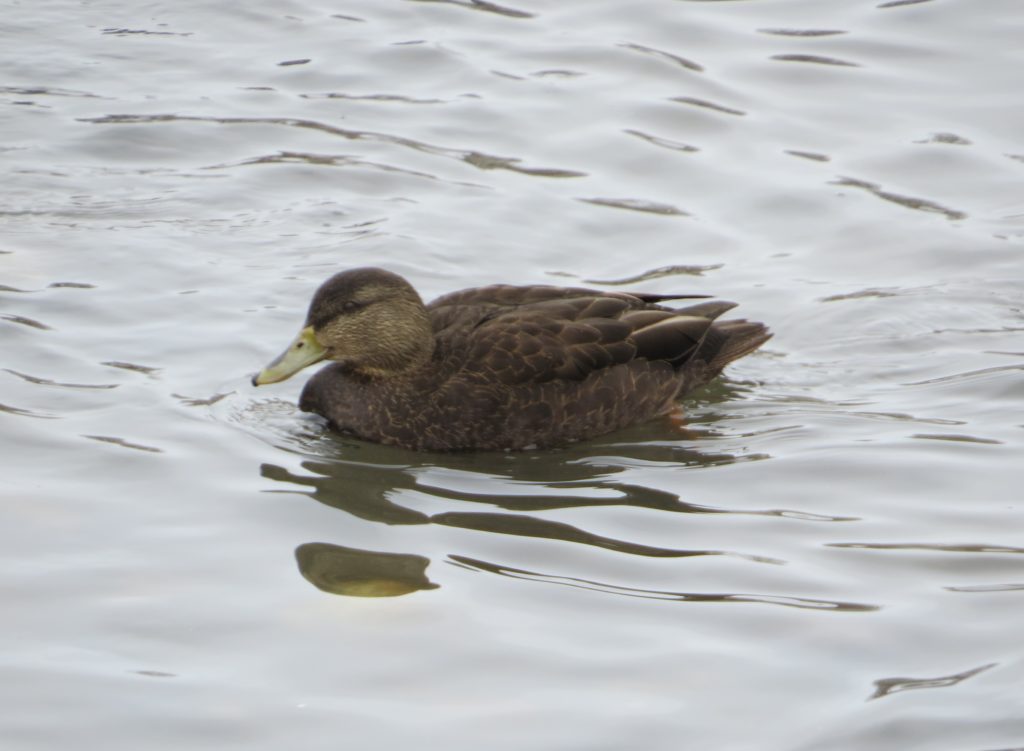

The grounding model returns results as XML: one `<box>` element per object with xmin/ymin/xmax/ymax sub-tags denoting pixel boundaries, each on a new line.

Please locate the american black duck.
<box><xmin>253</xmin><ymin>267</ymin><xmax>770</xmax><ymax>451</ymax></box>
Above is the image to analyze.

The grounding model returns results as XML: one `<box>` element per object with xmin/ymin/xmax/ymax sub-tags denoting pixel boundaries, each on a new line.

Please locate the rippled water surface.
<box><xmin>4</xmin><ymin>0</ymin><xmax>1024</xmax><ymax>748</ymax></box>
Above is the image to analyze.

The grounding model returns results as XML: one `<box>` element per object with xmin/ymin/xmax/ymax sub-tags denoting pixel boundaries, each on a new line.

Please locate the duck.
<box><xmin>252</xmin><ymin>267</ymin><xmax>770</xmax><ymax>451</ymax></box>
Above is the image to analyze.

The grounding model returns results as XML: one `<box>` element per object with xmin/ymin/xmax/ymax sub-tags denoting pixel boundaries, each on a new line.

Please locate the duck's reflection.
<box><xmin>266</xmin><ymin>397</ymin><xmax>867</xmax><ymax>609</ymax></box>
<box><xmin>267</xmin><ymin>439</ymin><xmax>760</xmax><ymax>598</ymax></box>
<box><xmin>263</xmin><ymin>459</ymin><xmax>430</xmax><ymax>525</ymax></box>
<box><xmin>296</xmin><ymin>543</ymin><xmax>438</xmax><ymax>597</ymax></box>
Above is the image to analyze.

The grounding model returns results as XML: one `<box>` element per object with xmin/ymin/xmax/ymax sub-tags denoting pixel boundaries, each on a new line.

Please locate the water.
<box><xmin>3</xmin><ymin>0</ymin><xmax>1024</xmax><ymax>748</ymax></box>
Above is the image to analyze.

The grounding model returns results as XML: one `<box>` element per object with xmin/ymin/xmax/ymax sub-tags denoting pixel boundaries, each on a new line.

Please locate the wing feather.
<box><xmin>426</xmin><ymin>282</ymin><xmax>752</xmax><ymax>388</ymax></box>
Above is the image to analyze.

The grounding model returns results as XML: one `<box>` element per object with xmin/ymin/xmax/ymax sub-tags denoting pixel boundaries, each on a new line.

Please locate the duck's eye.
<box><xmin>342</xmin><ymin>300</ymin><xmax>362</xmax><ymax>314</ymax></box>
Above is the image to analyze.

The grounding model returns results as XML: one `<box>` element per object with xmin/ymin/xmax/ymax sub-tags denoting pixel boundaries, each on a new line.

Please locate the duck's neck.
<box><xmin>351</xmin><ymin>303</ymin><xmax>435</xmax><ymax>379</ymax></box>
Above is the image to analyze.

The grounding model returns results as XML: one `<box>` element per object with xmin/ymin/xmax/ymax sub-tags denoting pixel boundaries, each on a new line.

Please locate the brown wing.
<box><xmin>458</xmin><ymin>294</ymin><xmax>730</xmax><ymax>386</ymax></box>
<box><xmin>429</xmin><ymin>283</ymin><xmax>681</xmax><ymax>310</ymax></box>
<box><xmin>428</xmin><ymin>283</ymin><xmax>709</xmax><ymax>330</ymax></box>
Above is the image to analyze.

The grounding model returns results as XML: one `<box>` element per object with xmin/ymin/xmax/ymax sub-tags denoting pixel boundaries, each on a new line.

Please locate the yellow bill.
<box><xmin>252</xmin><ymin>325</ymin><xmax>326</xmax><ymax>386</ymax></box>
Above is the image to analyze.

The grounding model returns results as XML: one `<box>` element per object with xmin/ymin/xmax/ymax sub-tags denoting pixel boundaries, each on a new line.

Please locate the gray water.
<box><xmin>3</xmin><ymin>0</ymin><xmax>1024</xmax><ymax>748</ymax></box>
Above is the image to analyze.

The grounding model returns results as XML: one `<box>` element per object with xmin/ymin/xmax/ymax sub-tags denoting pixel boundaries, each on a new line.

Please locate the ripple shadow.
<box><xmin>449</xmin><ymin>555</ymin><xmax>877</xmax><ymax>612</ymax></box>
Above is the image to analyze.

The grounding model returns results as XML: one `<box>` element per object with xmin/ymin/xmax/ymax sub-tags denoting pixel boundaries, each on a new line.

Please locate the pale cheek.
<box><xmin>321</xmin><ymin>319</ymin><xmax>369</xmax><ymax>358</ymax></box>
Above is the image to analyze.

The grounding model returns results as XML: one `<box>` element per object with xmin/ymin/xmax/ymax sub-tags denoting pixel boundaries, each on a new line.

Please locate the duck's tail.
<box><xmin>666</xmin><ymin>299</ymin><xmax>771</xmax><ymax>374</ymax></box>
<box><xmin>702</xmin><ymin>319</ymin><xmax>772</xmax><ymax>373</ymax></box>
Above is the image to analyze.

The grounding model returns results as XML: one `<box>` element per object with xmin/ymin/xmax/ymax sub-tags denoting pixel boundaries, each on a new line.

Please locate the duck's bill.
<box><xmin>252</xmin><ymin>326</ymin><xmax>326</xmax><ymax>386</ymax></box>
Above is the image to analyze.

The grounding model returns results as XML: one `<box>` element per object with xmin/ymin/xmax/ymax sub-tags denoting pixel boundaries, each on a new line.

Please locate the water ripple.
<box><xmin>206</xmin><ymin>151</ymin><xmax>473</xmax><ymax>187</ymax></box>
<box><xmin>830</xmin><ymin>542</ymin><xmax>1024</xmax><ymax>555</ymax></box>
<box><xmin>83</xmin><ymin>435</ymin><xmax>164</xmax><ymax>453</ymax></box>
<box><xmin>877</xmin><ymin>0</ymin><xmax>934</xmax><ymax>7</ymax></box>
<box><xmin>619</xmin><ymin>43</ymin><xmax>704</xmax><ymax>73</ymax></box>
<box><xmin>578</xmin><ymin>197</ymin><xmax>687</xmax><ymax>216</ymax></box>
<box><xmin>81</xmin><ymin>114</ymin><xmax>586</xmax><ymax>178</ymax></box>
<box><xmin>101</xmin><ymin>27</ymin><xmax>191</xmax><ymax>36</ymax></box>
<box><xmin>0</xmin><ymin>85</ymin><xmax>105</xmax><ymax>98</ymax></box>
<box><xmin>869</xmin><ymin>663</ymin><xmax>996</xmax><ymax>700</ymax></box>
<box><xmin>819</xmin><ymin>287</ymin><xmax>902</xmax><ymax>302</ymax></box>
<box><xmin>408</xmin><ymin>0</ymin><xmax>535</xmax><ymax>19</ymax></box>
<box><xmin>4</xmin><ymin>369</ymin><xmax>119</xmax><ymax>390</ymax></box>
<box><xmin>101</xmin><ymin>361</ymin><xmax>161</xmax><ymax>376</ymax></box>
<box><xmin>449</xmin><ymin>556</ymin><xmax>878</xmax><ymax>612</ymax></box>
<box><xmin>301</xmin><ymin>92</ymin><xmax>447</xmax><ymax>104</ymax></box>
<box><xmin>758</xmin><ymin>29</ymin><xmax>848</xmax><ymax>37</ymax></box>
<box><xmin>915</xmin><ymin>132</ymin><xmax>972</xmax><ymax>145</ymax></box>
<box><xmin>624</xmin><ymin>129</ymin><xmax>700</xmax><ymax>153</ymax></box>
<box><xmin>902</xmin><ymin>363</ymin><xmax>1024</xmax><ymax>386</ymax></box>
<box><xmin>831</xmin><ymin>176</ymin><xmax>967</xmax><ymax>220</ymax></box>
<box><xmin>1</xmin><ymin>314</ymin><xmax>51</xmax><ymax>330</ymax></box>
<box><xmin>529</xmin><ymin>69</ymin><xmax>585</xmax><ymax>78</ymax></box>
<box><xmin>585</xmin><ymin>264</ymin><xmax>722</xmax><ymax>284</ymax></box>
<box><xmin>669</xmin><ymin>96</ymin><xmax>746</xmax><ymax>116</ymax></box>
<box><xmin>912</xmin><ymin>433</ymin><xmax>1003</xmax><ymax>445</ymax></box>
<box><xmin>771</xmin><ymin>54</ymin><xmax>860</xmax><ymax>68</ymax></box>
<box><xmin>945</xmin><ymin>582</ymin><xmax>1024</xmax><ymax>593</ymax></box>
<box><xmin>172</xmin><ymin>391</ymin><xmax>232</xmax><ymax>407</ymax></box>
<box><xmin>0</xmin><ymin>402</ymin><xmax>58</xmax><ymax>420</ymax></box>
<box><xmin>786</xmin><ymin>149</ymin><xmax>830</xmax><ymax>162</ymax></box>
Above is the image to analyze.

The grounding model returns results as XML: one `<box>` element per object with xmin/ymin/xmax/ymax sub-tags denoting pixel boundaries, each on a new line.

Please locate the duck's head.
<box><xmin>252</xmin><ymin>267</ymin><xmax>434</xmax><ymax>386</ymax></box>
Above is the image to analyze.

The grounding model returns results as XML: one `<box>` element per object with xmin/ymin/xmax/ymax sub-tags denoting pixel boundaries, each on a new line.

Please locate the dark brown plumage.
<box><xmin>254</xmin><ymin>267</ymin><xmax>771</xmax><ymax>451</ymax></box>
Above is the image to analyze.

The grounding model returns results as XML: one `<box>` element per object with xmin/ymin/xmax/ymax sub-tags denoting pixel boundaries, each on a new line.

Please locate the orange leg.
<box><xmin>665</xmin><ymin>404</ymin><xmax>700</xmax><ymax>439</ymax></box>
